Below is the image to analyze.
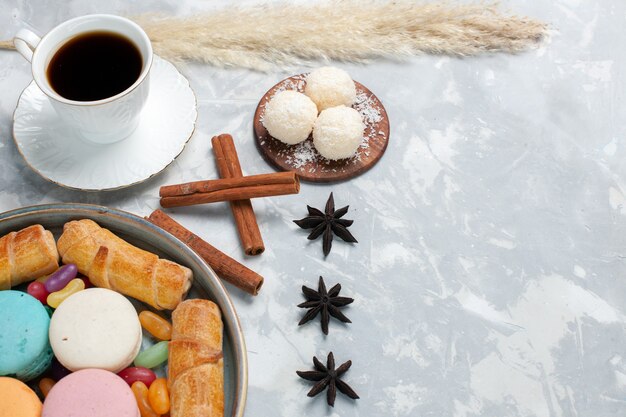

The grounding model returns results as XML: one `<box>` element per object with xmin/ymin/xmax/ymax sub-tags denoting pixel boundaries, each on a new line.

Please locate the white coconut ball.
<box><xmin>262</xmin><ymin>90</ymin><xmax>318</xmax><ymax>145</ymax></box>
<box><xmin>313</xmin><ymin>106</ymin><xmax>365</xmax><ymax>160</ymax></box>
<box><xmin>305</xmin><ymin>66</ymin><xmax>357</xmax><ymax>111</ymax></box>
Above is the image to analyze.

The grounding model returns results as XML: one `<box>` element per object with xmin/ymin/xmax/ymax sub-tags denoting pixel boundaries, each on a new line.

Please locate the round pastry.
<box><xmin>0</xmin><ymin>377</ymin><xmax>42</xmax><ymax>417</ymax></box>
<box><xmin>304</xmin><ymin>66</ymin><xmax>357</xmax><ymax>111</ymax></box>
<box><xmin>49</xmin><ymin>288</ymin><xmax>142</xmax><ymax>373</ymax></box>
<box><xmin>0</xmin><ymin>291</ymin><xmax>53</xmax><ymax>381</ymax></box>
<box><xmin>312</xmin><ymin>105</ymin><xmax>365</xmax><ymax>160</ymax></box>
<box><xmin>42</xmin><ymin>369</ymin><xmax>139</xmax><ymax>417</ymax></box>
<box><xmin>262</xmin><ymin>90</ymin><xmax>318</xmax><ymax>145</ymax></box>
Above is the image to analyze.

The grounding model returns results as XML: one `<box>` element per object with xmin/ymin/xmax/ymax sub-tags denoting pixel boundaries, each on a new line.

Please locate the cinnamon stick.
<box><xmin>160</xmin><ymin>182</ymin><xmax>300</xmax><ymax>207</ymax></box>
<box><xmin>146</xmin><ymin>210</ymin><xmax>264</xmax><ymax>295</ymax></box>
<box><xmin>212</xmin><ymin>134</ymin><xmax>265</xmax><ymax>256</ymax></box>
<box><xmin>160</xmin><ymin>171</ymin><xmax>298</xmax><ymax>198</ymax></box>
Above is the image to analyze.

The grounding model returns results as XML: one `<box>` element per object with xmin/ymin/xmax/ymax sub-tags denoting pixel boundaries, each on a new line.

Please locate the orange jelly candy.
<box><xmin>131</xmin><ymin>381</ymin><xmax>160</xmax><ymax>417</ymax></box>
<box><xmin>139</xmin><ymin>311</ymin><xmax>172</xmax><ymax>341</ymax></box>
<box><xmin>38</xmin><ymin>378</ymin><xmax>56</xmax><ymax>397</ymax></box>
<box><xmin>148</xmin><ymin>378</ymin><xmax>170</xmax><ymax>415</ymax></box>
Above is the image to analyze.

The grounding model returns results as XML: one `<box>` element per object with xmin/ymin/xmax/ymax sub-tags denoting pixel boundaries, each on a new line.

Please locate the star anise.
<box><xmin>296</xmin><ymin>352</ymin><xmax>359</xmax><ymax>407</ymax></box>
<box><xmin>298</xmin><ymin>276</ymin><xmax>353</xmax><ymax>335</ymax></box>
<box><xmin>293</xmin><ymin>192</ymin><xmax>357</xmax><ymax>257</ymax></box>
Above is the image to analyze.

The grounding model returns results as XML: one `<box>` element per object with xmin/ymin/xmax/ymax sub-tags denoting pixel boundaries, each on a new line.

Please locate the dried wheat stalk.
<box><xmin>136</xmin><ymin>1</ymin><xmax>547</xmax><ymax>69</ymax></box>
<box><xmin>1</xmin><ymin>1</ymin><xmax>547</xmax><ymax>71</ymax></box>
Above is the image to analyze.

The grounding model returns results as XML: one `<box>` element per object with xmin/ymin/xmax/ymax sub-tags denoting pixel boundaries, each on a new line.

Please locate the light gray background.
<box><xmin>1</xmin><ymin>1</ymin><xmax>625</xmax><ymax>416</ymax></box>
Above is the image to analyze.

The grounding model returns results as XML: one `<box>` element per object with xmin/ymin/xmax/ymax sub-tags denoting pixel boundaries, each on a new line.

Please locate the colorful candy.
<box><xmin>44</xmin><ymin>264</ymin><xmax>78</xmax><ymax>292</ymax></box>
<box><xmin>134</xmin><ymin>341</ymin><xmax>169</xmax><ymax>369</ymax></box>
<box><xmin>148</xmin><ymin>378</ymin><xmax>170</xmax><ymax>414</ymax></box>
<box><xmin>118</xmin><ymin>367</ymin><xmax>157</xmax><ymax>388</ymax></box>
<box><xmin>49</xmin><ymin>358</ymin><xmax>72</xmax><ymax>381</ymax></box>
<box><xmin>139</xmin><ymin>311</ymin><xmax>172</xmax><ymax>341</ymax></box>
<box><xmin>131</xmin><ymin>381</ymin><xmax>160</xmax><ymax>417</ymax></box>
<box><xmin>38</xmin><ymin>377</ymin><xmax>56</xmax><ymax>397</ymax></box>
<box><xmin>80</xmin><ymin>276</ymin><xmax>93</xmax><ymax>288</ymax></box>
<box><xmin>46</xmin><ymin>278</ymin><xmax>85</xmax><ymax>308</ymax></box>
<box><xmin>27</xmin><ymin>281</ymin><xmax>49</xmax><ymax>304</ymax></box>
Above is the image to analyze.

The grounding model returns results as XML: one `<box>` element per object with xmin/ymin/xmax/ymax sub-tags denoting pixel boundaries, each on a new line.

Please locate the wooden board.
<box><xmin>253</xmin><ymin>74</ymin><xmax>390</xmax><ymax>183</ymax></box>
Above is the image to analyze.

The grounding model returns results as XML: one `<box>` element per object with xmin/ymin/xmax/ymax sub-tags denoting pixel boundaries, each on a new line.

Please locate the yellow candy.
<box><xmin>47</xmin><ymin>278</ymin><xmax>85</xmax><ymax>308</ymax></box>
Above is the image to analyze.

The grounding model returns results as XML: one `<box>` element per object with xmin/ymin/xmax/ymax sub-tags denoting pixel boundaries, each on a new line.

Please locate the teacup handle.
<box><xmin>14</xmin><ymin>29</ymin><xmax>41</xmax><ymax>62</ymax></box>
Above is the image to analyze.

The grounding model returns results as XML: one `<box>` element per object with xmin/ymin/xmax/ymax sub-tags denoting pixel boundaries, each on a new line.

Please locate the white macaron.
<box><xmin>49</xmin><ymin>288</ymin><xmax>142</xmax><ymax>373</ymax></box>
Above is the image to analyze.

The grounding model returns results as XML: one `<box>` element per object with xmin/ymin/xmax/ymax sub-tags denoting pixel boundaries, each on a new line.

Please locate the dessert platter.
<box><xmin>0</xmin><ymin>3</ymin><xmax>557</xmax><ymax>415</ymax></box>
<box><xmin>0</xmin><ymin>204</ymin><xmax>247</xmax><ymax>417</ymax></box>
<box><xmin>0</xmin><ymin>12</ymin><xmax>394</xmax><ymax>417</ymax></box>
<box><xmin>2</xmin><ymin>42</ymin><xmax>374</xmax><ymax>417</ymax></box>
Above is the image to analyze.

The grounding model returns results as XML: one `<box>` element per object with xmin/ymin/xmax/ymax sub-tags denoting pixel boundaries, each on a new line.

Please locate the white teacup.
<box><xmin>14</xmin><ymin>14</ymin><xmax>153</xmax><ymax>144</ymax></box>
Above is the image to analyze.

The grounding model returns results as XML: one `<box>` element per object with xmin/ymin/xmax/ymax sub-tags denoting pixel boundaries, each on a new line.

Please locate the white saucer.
<box><xmin>13</xmin><ymin>55</ymin><xmax>197</xmax><ymax>191</ymax></box>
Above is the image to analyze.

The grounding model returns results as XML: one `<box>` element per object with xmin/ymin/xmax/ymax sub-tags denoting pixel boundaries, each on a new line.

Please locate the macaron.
<box><xmin>0</xmin><ymin>377</ymin><xmax>42</xmax><ymax>417</ymax></box>
<box><xmin>49</xmin><ymin>288</ymin><xmax>142</xmax><ymax>373</ymax></box>
<box><xmin>43</xmin><ymin>369</ymin><xmax>139</xmax><ymax>417</ymax></box>
<box><xmin>0</xmin><ymin>290</ymin><xmax>53</xmax><ymax>381</ymax></box>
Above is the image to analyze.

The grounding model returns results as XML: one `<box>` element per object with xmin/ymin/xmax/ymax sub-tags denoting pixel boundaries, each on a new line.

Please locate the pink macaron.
<box><xmin>42</xmin><ymin>369</ymin><xmax>139</xmax><ymax>417</ymax></box>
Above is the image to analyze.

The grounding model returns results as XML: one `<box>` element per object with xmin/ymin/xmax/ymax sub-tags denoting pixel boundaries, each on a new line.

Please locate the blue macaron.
<box><xmin>0</xmin><ymin>290</ymin><xmax>53</xmax><ymax>381</ymax></box>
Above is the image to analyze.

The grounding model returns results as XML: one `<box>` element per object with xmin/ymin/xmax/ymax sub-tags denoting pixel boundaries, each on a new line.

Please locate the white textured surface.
<box><xmin>1</xmin><ymin>1</ymin><xmax>626</xmax><ymax>416</ymax></box>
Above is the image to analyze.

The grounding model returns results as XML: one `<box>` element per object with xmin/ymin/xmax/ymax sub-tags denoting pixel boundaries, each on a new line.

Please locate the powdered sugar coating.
<box><xmin>305</xmin><ymin>66</ymin><xmax>357</xmax><ymax>111</ymax></box>
<box><xmin>313</xmin><ymin>105</ymin><xmax>365</xmax><ymax>160</ymax></box>
<box><xmin>262</xmin><ymin>90</ymin><xmax>318</xmax><ymax>145</ymax></box>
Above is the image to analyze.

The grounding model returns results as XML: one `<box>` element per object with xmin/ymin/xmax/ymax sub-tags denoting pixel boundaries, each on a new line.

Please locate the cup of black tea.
<box><xmin>14</xmin><ymin>15</ymin><xmax>153</xmax><ymax>144</ymax></box>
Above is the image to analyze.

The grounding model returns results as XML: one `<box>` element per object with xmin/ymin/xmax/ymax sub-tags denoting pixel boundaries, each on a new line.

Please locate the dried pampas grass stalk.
<box><xmin>0</xmin><ymin>2</ymin><xmax>547</xmax><ymax>70</ymax></box>
<box><xmin>134</xmin><ymin>1</ymin><xmax>547</xmax><ymax>70</ymax></box>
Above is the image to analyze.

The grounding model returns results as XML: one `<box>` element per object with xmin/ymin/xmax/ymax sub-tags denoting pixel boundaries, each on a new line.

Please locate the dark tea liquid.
<box><xmin>47</xmin><ymin>31</ymin><xmax>142</xmax><ymax>101</ymax></box>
